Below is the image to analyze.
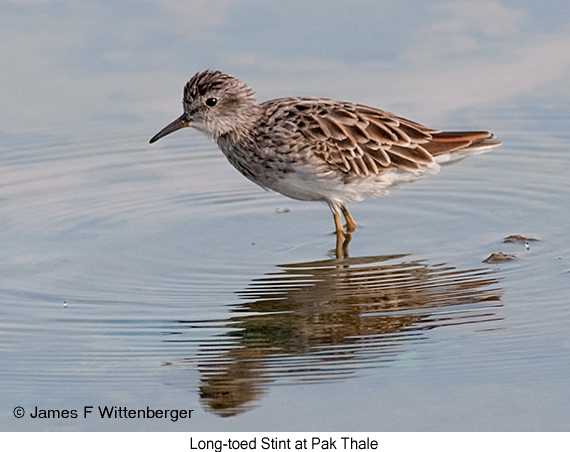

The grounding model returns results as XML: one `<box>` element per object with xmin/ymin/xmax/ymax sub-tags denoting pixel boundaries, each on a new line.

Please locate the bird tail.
<box><xmin>421</xmin><ymin>131</ymin><xmax>501</xmax><ymax>164</ymax></box>
<box><xmin>424</xmin><ymin>131</ymin><xmax>501</xmax><ymax>156</ymax></box>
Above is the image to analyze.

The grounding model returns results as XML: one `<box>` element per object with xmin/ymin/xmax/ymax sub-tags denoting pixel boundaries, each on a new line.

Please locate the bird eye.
<box><xmin>205</xmin><ymin>97</ymin><xmax>218</xmax><ymax>107</ymax></box>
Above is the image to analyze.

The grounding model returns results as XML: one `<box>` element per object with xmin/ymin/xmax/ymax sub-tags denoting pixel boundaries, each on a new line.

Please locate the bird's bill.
<box><xmin>149</xmin><ymin>114</ymin><xmax>190</xmax><ymax>143</ymax></box>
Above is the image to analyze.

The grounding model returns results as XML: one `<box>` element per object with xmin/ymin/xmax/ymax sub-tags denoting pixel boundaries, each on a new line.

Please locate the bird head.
<box><xmin>150</xmin><ymin>70</ymin><xmax>259</xmax><ymax>144</ymax></box>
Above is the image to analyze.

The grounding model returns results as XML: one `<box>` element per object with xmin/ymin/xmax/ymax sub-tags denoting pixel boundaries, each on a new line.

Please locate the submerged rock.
<box><xmin>483</xmin><ymin>252</ymin><xmax>517</xmax><ymax>264</ymax></box>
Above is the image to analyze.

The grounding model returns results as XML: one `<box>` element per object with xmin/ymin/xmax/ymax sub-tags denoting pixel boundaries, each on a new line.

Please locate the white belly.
<box><xmin>268</xmin><ymin>162</ymin><xmax>441</xmax><ymax>205</ymax></box>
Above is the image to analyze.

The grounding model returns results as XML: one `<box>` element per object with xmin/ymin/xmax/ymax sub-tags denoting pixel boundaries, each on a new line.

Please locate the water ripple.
<box><xmin>0</xmin><ymin>132</ymin><xmax>264</xmax><ymax>232</ymax></box>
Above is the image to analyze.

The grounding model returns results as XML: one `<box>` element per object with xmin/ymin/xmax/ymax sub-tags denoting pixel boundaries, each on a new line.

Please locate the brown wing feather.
<box><xmin>308</xmin><ymin>103</ymin><xmax>441</xmax><ymax>175</ymax></box>
<box><xmin>267</xmin><ymin>98</ymin><xmax>501</xmax><ymax>176</ymax></box>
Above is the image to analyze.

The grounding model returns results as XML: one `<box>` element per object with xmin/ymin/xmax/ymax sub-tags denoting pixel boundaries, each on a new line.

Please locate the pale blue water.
<box><xmin>1</xmin><ymin>0</ymin><xmax>570</xmax><ymax>432</ymax></box>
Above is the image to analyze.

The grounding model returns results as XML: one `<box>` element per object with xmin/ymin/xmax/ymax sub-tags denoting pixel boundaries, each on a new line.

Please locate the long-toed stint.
<box><xmin>150</xmin><ymin>70</ymin><xmax>501</xmax><ymax>255</ymax></box>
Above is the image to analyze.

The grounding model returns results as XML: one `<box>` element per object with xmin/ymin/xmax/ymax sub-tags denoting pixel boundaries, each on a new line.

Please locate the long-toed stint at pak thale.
<box><xmin>150</xmin><ymin>70</ymin><xmax>501</xmax><ymax>256</ymax></box>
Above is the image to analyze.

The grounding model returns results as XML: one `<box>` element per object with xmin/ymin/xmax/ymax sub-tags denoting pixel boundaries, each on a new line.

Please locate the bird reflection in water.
<box><xmin>175</xmin><ymin>254</ymin><xmax>502</xmax><ymax>417</ymax></box>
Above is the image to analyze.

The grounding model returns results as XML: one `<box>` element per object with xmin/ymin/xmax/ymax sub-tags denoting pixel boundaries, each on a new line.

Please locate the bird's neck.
<box><xmin>216</xmin><ymin>104</ymin><xmax>263</xmax><ymax>144</ymax></box>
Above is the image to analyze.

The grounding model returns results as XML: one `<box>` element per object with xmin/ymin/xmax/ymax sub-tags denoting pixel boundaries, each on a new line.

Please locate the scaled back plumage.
<box><xmin>259</xmin><ymin>97</ymin><xmax>499</xmax><ymax>178</ymax></box>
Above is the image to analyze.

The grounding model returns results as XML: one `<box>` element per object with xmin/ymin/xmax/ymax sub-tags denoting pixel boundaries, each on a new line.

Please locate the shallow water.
<box><xmin>2</xmin><ymin>104</ymin><xmax>569</xmax><ymax>431</ymax></box>
<box><xmin>2</xmin><ymin>1</ymin><xmax>570</xmax><ymax>432</ymax></box>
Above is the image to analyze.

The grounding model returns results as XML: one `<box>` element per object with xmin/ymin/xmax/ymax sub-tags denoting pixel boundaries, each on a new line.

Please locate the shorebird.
<box><xmin>150</xmin><ymin>70</ymin><xmax>500</xmax><ymax>245</ymax></box>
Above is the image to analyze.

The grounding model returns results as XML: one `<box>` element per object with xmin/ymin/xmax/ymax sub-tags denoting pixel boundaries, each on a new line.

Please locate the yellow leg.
<box><xmin>332</xmin><ymin>208</ymin><xmax>344</xmax><ymax>235</ymax></box>
<box><xmin>341</xmin><ymin>206</ymin><xmax>357</xmax><ymax>233</ymax></box>
<box><xmin>332</xmin><ymin>205</ymin><xmax>353</xmax><ymax>259</ymax></box>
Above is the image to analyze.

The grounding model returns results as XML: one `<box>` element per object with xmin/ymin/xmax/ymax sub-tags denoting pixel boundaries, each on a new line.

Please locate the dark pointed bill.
<box><xmin>149</xmin><ymin>114</ymin><xmax>190</xmax><ymax>143</ymax></box>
